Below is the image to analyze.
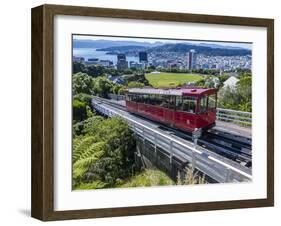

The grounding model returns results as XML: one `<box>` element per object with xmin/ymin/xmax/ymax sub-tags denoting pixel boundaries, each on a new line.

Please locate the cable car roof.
<box><xmin>127</xmin><ymin>87</ymin><xmax>217</xmax><ymax>96</ymax></box>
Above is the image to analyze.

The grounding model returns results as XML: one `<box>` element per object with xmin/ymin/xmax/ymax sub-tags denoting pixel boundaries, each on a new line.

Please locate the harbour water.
<box><xmin>73</xmin><ymin>48</ymin><xmax>139</xmax><ymax>64</ymax></box>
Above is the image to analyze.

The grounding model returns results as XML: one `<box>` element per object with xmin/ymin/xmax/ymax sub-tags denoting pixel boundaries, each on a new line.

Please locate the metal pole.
<box><xmin>154</xmin><ymin>133</ymin><xmax>157</xmax><ymax>155</ymax></box>
<box><xmin>142</xmin><ymin>127</ymin><xmax>145</xmax><ymax>150</ymax></box>
<box><xmin>192</xmin><ymin>138</ymin><xmax>197</xmax><ymax>170</ymax></box>
<box><xmin>169</xmin><ymin>140</ymin><xmax>173</xmax><ymax>164</ymax></box>
<box><xmin>225</xmin><ymin>168</ymin><xmax>231</xmax><ymax>182</ymax></box>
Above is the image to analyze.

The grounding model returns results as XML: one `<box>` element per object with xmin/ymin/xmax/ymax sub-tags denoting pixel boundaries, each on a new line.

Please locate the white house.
<box><xmin>223</xmin><ymin>76</ymin><xmax>239</xmax><ymax>89</ymax></box>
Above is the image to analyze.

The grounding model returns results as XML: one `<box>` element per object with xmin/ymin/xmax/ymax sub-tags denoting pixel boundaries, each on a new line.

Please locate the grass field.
<box><xmin>145</xmin><ymin>72</ymin><xmax>203</xmax><ymax>88</ymax></box>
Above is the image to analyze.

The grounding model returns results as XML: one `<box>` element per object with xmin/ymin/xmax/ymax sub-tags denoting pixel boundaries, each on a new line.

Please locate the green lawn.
<box><xmin>145</xmin><ymin>72</ymin><xmax>203</xmax><ymax>88</ymax></box>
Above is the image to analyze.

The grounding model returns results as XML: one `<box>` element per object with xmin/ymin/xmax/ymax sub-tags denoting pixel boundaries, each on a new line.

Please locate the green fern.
<box><xmin>73</xmin><ymin>141</ymin><xmax>106</xmax><ymax>179</ymax></box>
<box><xmin>73</xmin><ymin>136</ymin><xmax>97</xmax><ymax>163</ymax></box>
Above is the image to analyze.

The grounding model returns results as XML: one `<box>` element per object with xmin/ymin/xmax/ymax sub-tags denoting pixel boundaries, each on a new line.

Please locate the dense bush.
<box><xmin>72</xmin><ymin>117</ymin><xmax>136</xmax><ymax>189</ymax></box>
<box><xmin>127</xmin><ymin>81</ymin><xmax>145</xmax><ymax>88</ymax></box>
<box><xmin>123</xmin><ymin>72</ymin><xmax>149</xmax><ymax>86</ymax></box>
<box><xmin>72</xmin><ymin>93</ymin><xmax>94</xmax><ymax>124</ymax></box>
<box><xmin>73</xmin><ymin>99</ymin><xmax>87</xmax><ymax>122</ymax></box>
<box><xmin>118</xmin><ymin>170</ymin><xmax>174</xmax><ymax>188</ymax></box>
<box><xmin>218</xmin><ymin>73</ymin><xmax>252</xmax><ymax>112</ymax></box>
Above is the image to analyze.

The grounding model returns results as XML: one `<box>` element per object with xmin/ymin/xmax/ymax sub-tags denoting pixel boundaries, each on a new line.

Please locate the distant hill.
<box><xmin>73</xmin><ymin>39</ymin><xmax>160</xmax><ymax>49</ymax></box>
<box><xmin>73</xmin><ymin>38</ymin><xmax>251</xmax><ymax>56</ymax></box>
<box><xmin>147</xmin><ymin>43</ymin><xmax>251</xmax><ymax>56</ymax></box>
<box><xmin>196</xmin><ymin>42</ymin><xmax>249</xmax><ymax>50</ymax></box>
<box><xmin>96</xmin><ymin>45</ymin><xmax>147</xmax><ymax>54</ymax></box>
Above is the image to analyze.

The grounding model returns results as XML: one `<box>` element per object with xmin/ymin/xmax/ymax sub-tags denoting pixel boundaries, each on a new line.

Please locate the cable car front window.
<box><xmin>208</xmin><ymin>93</ymin><xmax>217</xmax><ymax>110</ymax></box>
<box><xmin>182</xmin><ymin>96</ymin><xmax>196</xmax><ymax>113</ymax></box>
<box><xmin>200</xmin><ymin>96</ymin><xmax>207</xmax><ymax>113</ymax></box>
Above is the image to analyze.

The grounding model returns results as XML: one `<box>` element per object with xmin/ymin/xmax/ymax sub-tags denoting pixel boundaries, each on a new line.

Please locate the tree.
<box><xmin>195</xmin><ymin>78</ymin><xmax>205</xmax><ymax>87</ymax></box>
<box><xmin>147</xmin><ymin>65</ymin><xmax>156</xmax><ymax>70</ymax></box>
<box><xmin>123</xmin><ymin>72</ymin><xmax>149</xmax><ymax>86</ymax></box>
<box><xmin>87</xmin><ymin>117</ymin><xmax>136</xmax><ymax>185</ymax></box>
<box><xmin>92</xmin><ymin>77</ymin><xmax>114</xmax><ymax>98</ymax></box>
<box><xmin>86</xmin><ymin>65</ymin><xmax>105</xmax><ymax>77</ymax></box>
<box><xmin>122</xmin><ymin>69</ymin><xmax>133</xmax><ymax>75</ymax></box>
<box><xmin>218</xmin><ymin>74</ymin><xmax>230</xmax><ymax>83</ymax></box>
<box><xmin>218</xmin><ymin>86</ymin><xmax>239</xmax><ymax>109</ymax></box>
<box><xmin>73</xmin><ymin>93</ymin><xmax>94</xmax><ymax>124</ymax></box>
<box><xmin>111</xmin><ymin>84</ymin><xmax>124</xmax><ymax>94</ymax></box>
<box><xmin>72</xmin><ymin>72</ymin><xmax>94</xmax><ymax>95</ymax></box>
<box><xmin>118</xmin><ymin>86</ymin><xmax>126</xmax><ymax>95</ymax></box>
<box><xmin>73</xmin><ymin>61</ymin><xmax>86</xmax><ymax>74</ymax></box>
<box><xmin>73</xmin><ymin>93</ymin><xmax>92</xmax><ymax>106</ymax></box>
<box><xmin>73</xmin><ymin>99</ymin><xmax>87</xmax><ymax>122</ymax></box>
<box><xmin>218</xmin><ymin>73</ymin><xmax>252</xmax><ymax>112</ymax></box>
<box><xmin>104</xmin><ymin>68</ymin><xmax>121</xmax><ymax>76</ymax></box>
<box><xmin>236</xmin><ymin>73</ymin><xmax>252</xmax><ymax>111</ymax></box>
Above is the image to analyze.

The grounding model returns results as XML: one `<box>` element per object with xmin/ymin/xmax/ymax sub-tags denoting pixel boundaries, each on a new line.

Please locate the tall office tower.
<box><xmin>188</xmin><ymin>49</ymin><xmax>197</xmax><ymax>70</ymax></box>
<box><xmin>139</xmin><ymin>51</ymin><xmax>148</xmax><ymax>62</ymax></box>
<box><xmin>117</xmin><ymin>53</ymin><xmax>126</xmax><ymax>61</ymax></box>
<box><xmin>117</xmin><ymin>53</ymin><xmax>128</xmax><ymax>71</ymax></box>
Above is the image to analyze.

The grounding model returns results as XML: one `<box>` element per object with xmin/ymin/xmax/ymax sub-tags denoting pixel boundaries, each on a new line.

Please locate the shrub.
<box><xmin>127</xmin><ymin>81</ymin><xmax>145</xmax><ymax>88</ymax></box>
<box><xmin>72</xmin><ymin>117</ymin><xmax>136</xmax><ymax>189</ymax></box>
<box><xmin>73</xmin><ymin>99</ymin><xmax>87</xmax><ymax>122</ymax></box>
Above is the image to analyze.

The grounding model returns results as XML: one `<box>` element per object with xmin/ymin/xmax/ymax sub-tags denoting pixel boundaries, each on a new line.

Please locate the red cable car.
<box><xmin>125</xmin><ymin>87</ymin><xmax>218</xmax><ymax>133</ymax></box>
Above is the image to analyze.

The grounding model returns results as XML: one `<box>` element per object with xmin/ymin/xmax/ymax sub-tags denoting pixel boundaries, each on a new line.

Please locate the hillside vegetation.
<box><xmin>73</xmin><ymin>116</ymin><xmax>136</xmax><ymax>189</ymax></box>
<box><xmin>118</xmin><ymin>169</ymin><xmax>174</xmax><ymax>188</ymax></box>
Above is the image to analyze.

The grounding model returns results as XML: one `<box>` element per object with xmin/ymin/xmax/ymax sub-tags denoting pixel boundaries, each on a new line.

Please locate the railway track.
<box><xmin>94</xmin><ymin>97</ymin><xmax>252</xmax><ymax>167</ymax></box>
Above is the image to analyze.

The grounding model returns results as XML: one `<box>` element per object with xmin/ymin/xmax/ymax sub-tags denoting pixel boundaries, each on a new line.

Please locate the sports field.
<box><xmin>145</xmin><ymin>72</ymin><xmax>203</xmax><ymax>88</ymax></box>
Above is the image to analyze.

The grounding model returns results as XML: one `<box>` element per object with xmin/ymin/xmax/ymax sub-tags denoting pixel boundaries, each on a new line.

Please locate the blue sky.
<box><xmin>73</xmin><ymin>35</ymin><xmax>252</xmax><ymax>50</ymax></box>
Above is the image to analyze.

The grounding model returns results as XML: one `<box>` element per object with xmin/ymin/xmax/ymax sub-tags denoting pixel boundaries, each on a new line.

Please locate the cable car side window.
<box><xmin>149</xmin><ymin>94</ymin><xmax>155</xmax><ymax>105</ymax></box>
<box><xmin>129</xmin><ymin>94</ymin><xmax>133</xmax><ymax>102</ymax></box>
<box><xmin>125</xmin><ymin>94</ymin><xmax>129</xmax><ymax>101</ymax></box>
<box><xmin>168</xmin><ymin>96</ymin><xmax>176</xmax><ymax>109</ymax></box>
<box><xmin>159</xmin><ymin>95</ymin><xmax>169</xmax><ymax>108</ymax></box>
<box><xmin>176</xmin><ymin>96</ymin><xmax>183</xmax><ymax>110</ymax></box>
<box><xmin>200</xmin><ymin>95</ymin><xmax>207</xmax><ymax>113</ymax></box>
<box><xmin>182</xmin><ymin>96</ymin><xmax>196</xmax><ymax>113</ymax></box>
<box><xmin>136</xmin><ymin>94</ymin><xmax>142</xmax><ymax>103</ymax></box>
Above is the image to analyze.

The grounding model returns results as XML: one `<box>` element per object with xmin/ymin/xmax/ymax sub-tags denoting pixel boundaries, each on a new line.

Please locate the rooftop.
<box><xmin>223</xmin><ymin>76</ymin><xmax>239</xmax><ymax>88</ymax></box>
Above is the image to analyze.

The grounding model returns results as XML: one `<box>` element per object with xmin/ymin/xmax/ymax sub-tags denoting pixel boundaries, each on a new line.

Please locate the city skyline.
<box><xmin>73</xmin><ymin>35</ymin><xmax>252</xmax><ymax>72</ymax></box>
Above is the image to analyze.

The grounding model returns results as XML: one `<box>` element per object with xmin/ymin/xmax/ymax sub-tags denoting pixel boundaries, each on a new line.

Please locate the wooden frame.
<box><xmin>31</xmin><ymin>4</ymin><xmax>274</xmax><ymax>221</ymax></box>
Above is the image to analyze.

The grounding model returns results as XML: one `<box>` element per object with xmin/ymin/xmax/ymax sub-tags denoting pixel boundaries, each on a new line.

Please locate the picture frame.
<box><xmin>31</xmin><ymin>4</ymin><xmax>274</xmax><ymax>221</ymax></box>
